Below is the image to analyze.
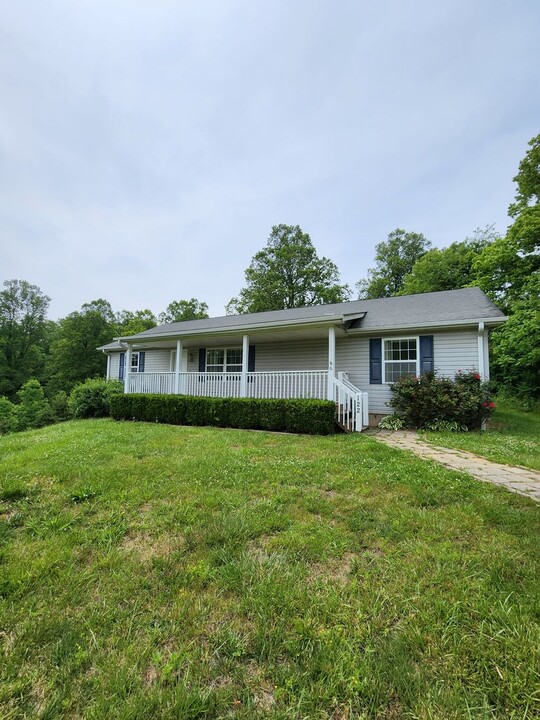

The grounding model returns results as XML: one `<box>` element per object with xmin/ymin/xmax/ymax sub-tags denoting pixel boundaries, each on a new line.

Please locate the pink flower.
<box><xmin>489</xmin><ymin>402</ymin><xmax>496</xmax><ymax>409</ymax></box>
<box><xmin>475</xmin><ymin>373</ymin><xmax>481</xmax><ymax>380</ymax></box>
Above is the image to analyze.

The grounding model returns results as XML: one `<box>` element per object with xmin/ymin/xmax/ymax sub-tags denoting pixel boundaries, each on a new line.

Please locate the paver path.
<box><xmin>371</xmin><ymin>430</ymin><xmax>540</xmax><ymax>502</ymax></box>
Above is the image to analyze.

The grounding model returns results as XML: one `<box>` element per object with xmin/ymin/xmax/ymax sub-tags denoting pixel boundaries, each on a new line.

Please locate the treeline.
<box><xmin>0</xmin><ymin>290</ymin><xmax>209</xmax><ymax>403</ymax></box>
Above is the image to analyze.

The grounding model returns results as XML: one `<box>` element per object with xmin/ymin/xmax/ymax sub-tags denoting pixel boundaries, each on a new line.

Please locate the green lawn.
<box><xmin>422</xmin><ymin>398</ymin><xmax>540</xmax><ymax>471</ymax></box>
<box><xmin>1</xmin><ymin>420</ymin><xmax>539</xmax><ymax>719</ymax></box>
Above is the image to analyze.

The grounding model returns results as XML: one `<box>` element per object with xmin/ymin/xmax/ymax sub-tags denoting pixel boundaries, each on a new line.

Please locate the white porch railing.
<box><xmin>246</xmin><ymin>370</ymin><xmax>328</xmax><ymax>399</ymax></box>
<box><xmin>127</xmin><ymin>372</ymin><xmax>176</xmax><ymax>395</ymax></box>
<box><xmin>127</xmin><ymin>370</ymin><xmax>329</xmax><ymax>400</ymax></box>
<box><xmin>126</xmin><ymin>370</ymin><xmax>368</xmax><ymax>431</ymax></box>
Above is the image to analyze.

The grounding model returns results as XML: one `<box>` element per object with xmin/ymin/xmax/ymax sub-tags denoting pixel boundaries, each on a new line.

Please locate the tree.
<box><xmin>158</xmin><ymin>299</ymin><xmax>209</xmax><ymax>324</ymax></box>
<box><xmin>227</xmin><ymin>224</ymin><xmax>350</xmax><ymax>314</ymax></box>
<box><xmin>357</xmin><ymin>229</ymin><xmax>431</xmax><ymax>299</ymax></box>
<box><xmin>490</xmin><ymin>272</ymin><xmax>540</xmax><ymax>395</ymax></box>
<box><xmin>0</xmin><ymin>280</ymin><xmax>51</xmax><ymax>398</ymax></box>
<box><xmin>48</xmin><ymin>301</ymin><xmax>115</xmax><ymax>393</ymax></box>
<box><xmin>401</xmin><ymin>226</ymin><xmax>498</xmax><ymax>296</ymax></box>
<box><xmin>475</xmin><ymin>134</ymin><xmax>540</xmax><ymax>396</ymax></box>
<box><xmin>115</xmin><ymin>309</ymin><xmax>157</xmax><ymax>335</ymax></box>
<box><xmin>15</xmin><ymin>379</ymin><xmax>53</xmax><ymax>431</ymax></box>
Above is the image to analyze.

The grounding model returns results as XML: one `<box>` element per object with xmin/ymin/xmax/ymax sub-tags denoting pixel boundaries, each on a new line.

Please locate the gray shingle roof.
<box><xmin>118</xmin><ymin>287</ymin><xmax>505</xmax><ymax>341</ymax></box>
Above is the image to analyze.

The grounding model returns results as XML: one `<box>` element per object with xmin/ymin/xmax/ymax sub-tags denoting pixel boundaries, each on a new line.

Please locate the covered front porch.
<box><xmin>120</xmin><ymin>325</ymin><xmax>369</xmax><ymax>431</ymax></box>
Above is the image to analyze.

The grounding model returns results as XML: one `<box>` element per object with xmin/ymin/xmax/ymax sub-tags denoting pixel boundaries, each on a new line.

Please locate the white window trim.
<box><xmin>130</xmin><ymin>351</ymin><xmax>140</xmax><ymax>373</ymax></box>
<box><xmin>382</xmin><ymin>336</ymin><xmax>420</xmax><ymax>384</ymax></box>
<box><xmin>205</xmin><ymin>346</ymin><xmax>243</xmax><ymax>373</ymax></box>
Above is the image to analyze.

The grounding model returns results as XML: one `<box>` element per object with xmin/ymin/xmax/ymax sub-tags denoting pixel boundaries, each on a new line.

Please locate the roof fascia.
<box><xmin>346</xmin><ymin>316</ymin><xmax>508</xmax><ymax>334</ymax></box>
<box><xmin>115</xmin><ymin>315</ymin><xmax>343</xmax><ymax>343</ymax></box>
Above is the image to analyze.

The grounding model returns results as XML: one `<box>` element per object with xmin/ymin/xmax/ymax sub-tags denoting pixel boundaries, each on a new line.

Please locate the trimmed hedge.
<box><xmin>110</xmin><ymin>394</ymin><xmax>336</xmax><ymax>435</ymax></box>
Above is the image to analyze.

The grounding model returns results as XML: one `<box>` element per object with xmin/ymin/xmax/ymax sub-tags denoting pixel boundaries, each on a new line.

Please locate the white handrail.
<box><xmin>331</xmin><ymin>375</ymin><xmax>365</xmax><ymax>432</ymax></box>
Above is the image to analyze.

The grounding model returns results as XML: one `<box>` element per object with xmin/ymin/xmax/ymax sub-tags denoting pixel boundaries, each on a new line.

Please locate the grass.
<box><xmin>422</xmin><ymin>398</ymin><xmax>540</xmax><ymax>471</ymax></box>
<box><xmin>0</xmin><ymin>419</ymin><xmax>539</xmax><ymax>719</ymax></box>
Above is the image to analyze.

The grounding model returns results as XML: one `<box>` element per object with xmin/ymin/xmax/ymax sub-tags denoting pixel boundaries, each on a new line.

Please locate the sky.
<box><xmin>1</xmin><ymin>0</ymin><xmax>539</xmax><ymax>320</ymax></box>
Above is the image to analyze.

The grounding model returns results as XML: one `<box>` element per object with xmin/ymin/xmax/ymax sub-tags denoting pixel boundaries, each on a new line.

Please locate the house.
<box><xmin>98</xmin><ymin>287</ymin><xmax>506</xmax><ymax>431</ymax></box>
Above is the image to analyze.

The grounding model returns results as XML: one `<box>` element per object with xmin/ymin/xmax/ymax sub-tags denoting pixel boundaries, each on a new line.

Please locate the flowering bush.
<box><xmin>389</xmin><ymin>370</ymin><xmax>495</xmax><ymax>430</ymax></box>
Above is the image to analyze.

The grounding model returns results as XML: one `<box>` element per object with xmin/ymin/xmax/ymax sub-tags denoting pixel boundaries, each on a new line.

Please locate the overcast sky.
<box><xmin>1</xmin><ymin>0</ymin><xmax>538</xmax><ymax>320</ymax></box>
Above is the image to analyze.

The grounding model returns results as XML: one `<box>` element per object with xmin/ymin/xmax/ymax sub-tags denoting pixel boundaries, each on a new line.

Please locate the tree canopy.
<box><xmin>357</xmin><ymin>229</ymin><xmax>431</xmax><ymax>299</ymax></box>
<box><xmin>401</xmin><ymin>226</ymin><xmax>498</xmax><ymax>296</ymax></box>
<box><xmin>227</xmin><ymin>224</ymin><xmax>350</xmax><ymax>314</ymax></box>
<box><xmin>0</xmin><ymin>280</ymin><xmax>51</xmax><ymax>398</ymax></box>
<box><xmin>159</xmin><ymin>299</ymin><xmax>209</xmax><ymax>324</ymax></box>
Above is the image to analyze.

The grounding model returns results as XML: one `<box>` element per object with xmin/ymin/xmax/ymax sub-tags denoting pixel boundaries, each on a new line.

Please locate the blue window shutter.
<box><xmin>248</xmin><ymin>345</ymin><xmax>255</xmax><ymax>372</ymax></box>
<box><xmin>138</xmin><ymin>351</ymin><xmax>145</xmax><ymax>373</ymax></box>
<box><xmin>198</xmin><ymin>348</ymin><xmax>206</xmax><ymax>372</ymax></box>
<box><xmin>369</xmin><ymin>339</ymin><xmax>382</xmax><ymax>384</ymax></box>
<box><xmin>419</xmin><ymin>335</ymin><xmax>434</xmax><ymax>375</ymax></box>
<box><xmin>119</xmin><ymin>352</ymin><xmax>125</xmax><ymax>381</ymax></box>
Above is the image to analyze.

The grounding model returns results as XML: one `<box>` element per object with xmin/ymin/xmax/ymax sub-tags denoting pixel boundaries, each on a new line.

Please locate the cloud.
<box><xmin>1</xmin><ymin>0</ymin><xmax>539</xmax><ymax>319</ymax></box>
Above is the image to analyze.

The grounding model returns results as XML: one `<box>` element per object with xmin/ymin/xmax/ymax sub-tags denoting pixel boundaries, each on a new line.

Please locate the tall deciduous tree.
<box><xmin>401</xmin><ymin>226</ymin><xmax>498</xmax><ymax>295</ymax></box>
<box><xmin>227</xmin><ymin>224</ymin><xmax>350</xmax><ymax>314</ymax></box>
<box><xmin>115</xmin><ymin>309</ymin><xmax>157</xmax><ymax>335</ymax></box>
<box><xmin>158</xmin><ymin>299</ymin><xmax>209</xmax><ymax>324</ymax></box>
<box><xmin>0</xmin><ymin>280</ymin><xmax>51</xmax><ymax>398</ymax></box>
<box><xmin>475</xmin><ymin>134</ymin><xmax>540</xmax><ymax>396</ymax></box>
<box><xmin>48</xmin><ymin>301</ymin><xmax>115</xmax><ymax>393</ymax></box>
<box><xmin>357</xmin><ymin>229</ymin><xmax>431</xmax><ymax>299</ymax></box>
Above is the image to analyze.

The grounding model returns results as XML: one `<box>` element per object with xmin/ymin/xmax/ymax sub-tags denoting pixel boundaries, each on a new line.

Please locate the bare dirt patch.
<box><xmin>121</xmin><ymin>532</ymin><xmax>184</xmax><ymax>562</ymax></box>
<box><xmin>309</xmin><ymin>552</ymin><xmax>358</xmax><ymax>585</ymax></box>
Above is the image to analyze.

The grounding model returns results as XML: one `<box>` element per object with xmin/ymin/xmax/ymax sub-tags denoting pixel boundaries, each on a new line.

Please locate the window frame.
<box><xmin>205</xmin><ymin>347</ymin><xmax>243</xmax><ymax>374</ymax></box>
<box><xmin>130</xmin><ymin>351</ymin><xmax>140</xmax><ymax>373</ymax></box>
<box><xmin>382</xmin><ymin>336</ymin><xmax>420</xmax><ymax>384</ymax></box>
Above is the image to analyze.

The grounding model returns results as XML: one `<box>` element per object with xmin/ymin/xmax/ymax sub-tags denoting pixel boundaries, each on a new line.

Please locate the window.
<box><xmin>206</xmin><ymin>347</ymin><xmax>243</xmax><ymax>373</ymax></box>
<box><xmin>383</xmin><ymin>338</ymin><xmax>418</xmax><ymax>383</ymax></box>
<box><xmin>130</xmin><ymin>352</ymin><xmax>139</xmax><ymax>373</ymax></box>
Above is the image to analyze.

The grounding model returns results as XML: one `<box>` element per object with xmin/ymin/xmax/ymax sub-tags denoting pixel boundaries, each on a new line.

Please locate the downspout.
<box><xmin>478</xmin><ymin>322</ymin><xmax>487</xmax><ymax>432</ymax></box>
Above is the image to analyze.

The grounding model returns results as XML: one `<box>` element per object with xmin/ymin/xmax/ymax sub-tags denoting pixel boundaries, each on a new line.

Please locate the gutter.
<box><xmin>115</xmin><ymin>314</ymin><xmax>344</xmax><ymax>343</ymax></box>
<box><xmin>345</xmin><ymin>315</ymin><xmax>508</xmax><ymax>334</ymax></box>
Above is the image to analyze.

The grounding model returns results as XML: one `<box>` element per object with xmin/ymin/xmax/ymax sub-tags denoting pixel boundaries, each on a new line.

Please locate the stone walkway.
<box><xmin>371</xmin><ymin>430</ymin><xmax>540</xmax><ymax>502</ymax></box>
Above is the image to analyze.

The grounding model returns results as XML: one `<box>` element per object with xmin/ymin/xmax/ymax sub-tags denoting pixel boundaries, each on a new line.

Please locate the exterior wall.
<box><xmin>113</xmin><ymin>327</ymin><xmax>479</xmax><ymax>414</ymax></box>
<box><xmin>143</xmin><ymin>349</ymin><xmax>172</xmax><ymax>373</ymax></box>
<box><xmin>109</xmin><ymin>352</ymin><xmax>121</xmax><ymax>380</ymax></box>
<box><xmin>256</xmin><ymin>339</ymin><xmax>327</xmax><ymax>371</ymax></box>
<box><xmin>335</xmin><ymin>329</ymin><xmax>479</xmax><ymax>414</ymax></box>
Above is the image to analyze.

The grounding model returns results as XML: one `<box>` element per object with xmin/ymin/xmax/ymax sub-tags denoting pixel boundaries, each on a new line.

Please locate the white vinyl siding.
<box><xmin>255</xmin><ymin>339</ymin><xmax>328</xmax><ymax>371</ymax></box>
<box><xmin>109</xmin><ymin>353</ymin><xmax>121</xmax><ymax>380</ymax></box>
<box><xmin>141</xmin><ymin>349</ymin><xmax>173</xmax><ymax>373</ymax></box>
<box><xmin>433</xmin><ymin>331</ymin><xmax>479</xmax><ymax>377</ymax></box>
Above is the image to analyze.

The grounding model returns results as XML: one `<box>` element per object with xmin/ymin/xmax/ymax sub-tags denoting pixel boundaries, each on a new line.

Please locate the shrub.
<box><xmin>0</xmin><ymin>396</ymin><xmax>17</xmax><ymax>434</ymax></box>
<box><xmin>110</xmin><ymin>394</ymin><xmax>335</xmax><ymax>435</ymax></box>
<box><xmin>68</xmin><ymin>379</ymin><xmax>124</xmax><ymax>419</ymax></box>
<box><xmin>51</xmin><ymin>391</ymin><xmax>70</xmax><ymax>421</ymax></box>
<box><xmin>389</xmin><ymin>370</ymin><xmax>495</xmax><ymax>430</ymax></box>
<box><xmin>16</xmin><ymin>380</ymin><xmax>54</xmax><ymax>431</ymax></box>
<box><xmin>378</xmin><ymin>414</ymin><xmax>405</xmax><ymax>430</ymax></box>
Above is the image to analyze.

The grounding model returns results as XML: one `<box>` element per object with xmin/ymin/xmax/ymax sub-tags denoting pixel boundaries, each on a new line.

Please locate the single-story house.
<box><xmin>98</xmin><ymin>287</ymin><xmax>506</xmax><ymax>432</ymax></box>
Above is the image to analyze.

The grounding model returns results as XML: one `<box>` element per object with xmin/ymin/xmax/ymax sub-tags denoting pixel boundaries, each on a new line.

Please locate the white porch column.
<box><xmin>175</xmin><ymin>339</ymin><xmax>183</xmax><ymax>394</ymax></box>
<box><xmin>327</xmin><ymin>326</ymin><xmax>336</xmax><ymax>400</ymax></box>
<box><xmin>241</xmin><ymin>334</ymin><xmax>249</xmax><ymax>397</ymax></box>
<box><xmin>124</xmin><ymin>344</ymin><xmax>132</xmax><ymax>393</ymax></box>
<box><xmin>106</xmin><ymin>354</ymin><xmax>110</xmax><ymax>381</ymax></box>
